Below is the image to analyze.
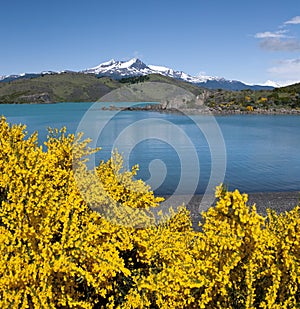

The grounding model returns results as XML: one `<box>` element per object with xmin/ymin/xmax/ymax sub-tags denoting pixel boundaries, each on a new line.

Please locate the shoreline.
<box><xmin>162</xmin><ymin>191</ymin><xmax>300</xmax><ymax>230</ymax></box>
<box><xmin>105</xmin><ymin>105</ymin><xmax>300</xmax><ymax>115</ymax></box>
<box><xmin>1</xmin><ymin>101</ymin><xmax>300</xmax><ymax>115</ymax></box>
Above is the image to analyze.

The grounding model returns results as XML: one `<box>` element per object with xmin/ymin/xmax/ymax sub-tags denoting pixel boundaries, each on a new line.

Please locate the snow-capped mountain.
<box><xmin>83</xmin><ymin>58</ymin><xmax>219</xmax><ymax>84</ymax></box>
<box><xmin>0</xmin><ymin>71</ymin><xmax>58</xmax><ymax>83</ymax></box>
<box><xmin>0</xmin><ymin>74</ymin><xmax>26</xmax><ymax>82</ymax></box>
<box><xmin>0</xmin><ymin>58</ymin><xmax>277</xmax><ymax>90</ymax></box>
<box><xmin>259</xmin><ymin>80</ymin><xmax>282</xmax><ymax>88</ymax></box>
<box><xmin>82</xmin><ymin>58</ymin><xmax>274</xmax><ymax>90</ymax></box>
<box><xmin>83</xmin><ymin>58</ymin><xmax>153</xmax><ymax>78</ymax></box>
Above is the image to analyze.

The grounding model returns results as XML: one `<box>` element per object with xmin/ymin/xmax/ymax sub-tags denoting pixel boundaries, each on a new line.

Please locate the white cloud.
<box><xmin>259</xmin><ymin>38</ymin><xmax>300</xmax><ymax>51</ymax></box>
<box><xmin>285</xmin><ymin>16</ymin><xmax>300</xmax><ymax>25</ymax></box>
<box><xmin>255</xmin><ymin>17</ymin><xmax>300</xmax><ymax>85</ymax></box>
<box><xmin>254</xmin><ymin>30</ymin><xmax>288</xmax><ymax>39</ymax></box>
<box><xmin>268</xmin><ymin>58</ymin><xmax>300</xmax><ymax>83</ymax></box>
<box><xmin>255</xmin><ymin>18</ymin><xmax>300</xmax><ymax>52</ymax></box>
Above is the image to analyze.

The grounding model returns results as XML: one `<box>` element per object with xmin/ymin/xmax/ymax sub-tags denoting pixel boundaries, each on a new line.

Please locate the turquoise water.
<box><xmin>1</xmin><ymin>102</ymin><xmax>300</xmax><ymax>194</ymax></box>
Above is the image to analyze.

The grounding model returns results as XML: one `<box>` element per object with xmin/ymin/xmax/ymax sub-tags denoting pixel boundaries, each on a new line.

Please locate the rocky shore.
<box><xmin>163</xmin><ymin>191</ymin><xmax>300</xmax><ymax>230</ymax></box>
<box><xmin>185</xmin><ymin>107</ymin><xmax>300</xmax><ymax>115</ymax></box>
<box><xmin>101</xmin><ymin>104</ymin><xmax>300</xmax><ymax>115</ymax></box>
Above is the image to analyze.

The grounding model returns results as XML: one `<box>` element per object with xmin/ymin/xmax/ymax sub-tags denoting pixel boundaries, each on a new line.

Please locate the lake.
<box><xmin>1</xmin><ymin>102</ymin><xmax>300</xmax><ymax>195</ymax></box>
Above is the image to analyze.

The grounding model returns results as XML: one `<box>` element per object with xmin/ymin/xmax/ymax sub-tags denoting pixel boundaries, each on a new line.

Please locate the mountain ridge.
<box><xmin>0</xmin><ymin>70</ymin><xmax>299</xmax><ymax>109</ymax></box>
<box><xmin>82</xmin><ymin>58</ymin><xmax>274</xmax><ymax>91</ymax></box>
<box><xmin>1</xmin><ymin>58</ymin><xmax>275</xmax><ymax>91</ymax></box>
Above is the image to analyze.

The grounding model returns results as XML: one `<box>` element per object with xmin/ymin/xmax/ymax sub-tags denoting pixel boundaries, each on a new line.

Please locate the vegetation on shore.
<box><xmin>1</xmin><ymin>117</ymin><xmax>300</xmax><ymax>308</ymax></box>
<box><xmin>1</xmin><ymin>72</ymin><xmax>299</xmax><ymax>112</ymax></box>
<box><xmin>205</xmin><ymin>83</ymin><xmax>300</xmax><ymax>113</ymax></box>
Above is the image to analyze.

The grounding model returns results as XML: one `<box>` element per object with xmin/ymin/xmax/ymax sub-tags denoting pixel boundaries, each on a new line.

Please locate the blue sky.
<box><xmin>1</xmin><ymin>0</ymin><xmax>300</xmax><ymax>85</ymax></box>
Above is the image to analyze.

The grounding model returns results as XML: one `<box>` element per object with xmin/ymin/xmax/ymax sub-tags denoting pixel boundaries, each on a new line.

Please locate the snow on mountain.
<box><xmin>147</xmin><ymin>64</ymin><xmax>170</xmax><ymax>73</ymax></box>
<box><xmin>0</xmin><ymin>74</ymin><xmax>20</xmax><ymax>81</ymax></box>
<box><xmin>83</xmin><ymin>58</ymin><xmax>223</xmax><ymax>85</ymax></box>
<box><xmin>84</xmin><ymin>58</ymin><xmax>276</xmax><ymax>90</ymax></box>
<box><xmin>147</xmin><ymin>64</ymin><xmax>221</xmax><ymax>84</ymax></box>
<box><xmin>83</xmin><ymin>58</ymin><xmax>153</xmax><ymax>77</ymax></box>
<box><xmin>0</xmin><ymin>58</ymin><xmax>279</xmax><ymax>90</ymax></box>
<box><xmin>259</xmin><ymin>80</ymin><xmax>282</xmax><ymax>88</ymax></box>
<box><xmin>148</xmin><ymin>64</ymin><xmax>212</xmax><ymax>83</ymax></box>
<box><xmin>280</xmin><ymin>80</ymin><xmax>300</xmax><ymax>87</ymax></box>
<box><xmin>41</xmin><ymin>71</ymin><xmax>58</xmax><ymax>75</ymax></box>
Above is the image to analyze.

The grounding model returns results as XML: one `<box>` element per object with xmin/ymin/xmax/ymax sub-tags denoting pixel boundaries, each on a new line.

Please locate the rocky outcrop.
<box><xmin>17</xmin><ymin>93</ymin><xmax>52</xmax><ymax>103</ymax></box>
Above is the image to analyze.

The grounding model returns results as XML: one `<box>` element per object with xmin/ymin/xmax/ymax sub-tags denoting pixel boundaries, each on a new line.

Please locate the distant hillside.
<box><xmin>274</xmin><ymin>82</ymin><xmax>300</xmax><ymax>93</ymax></box>
<box><xmin>195</xmin><ymin>79</ymin><xmax>274</xmax><ymax>91</ymax></box>
<box><xmin>0</xmin><ymin>72</ymin><xmax>205</xmax><ymax>104</ymax></box>
<box><xmin>0</xmin><ymin>73</ymin><xmax>120</xmax><ymax>103</ymax></box>
<box><xmin>119</xmin><ymin>74</ymin><xmax>205</xmax><ymax>96</ymax></box>
<box><xmin>0</xmin><ymin>72</ymin><xmax>299</xmax><ymax>112</ymax></box>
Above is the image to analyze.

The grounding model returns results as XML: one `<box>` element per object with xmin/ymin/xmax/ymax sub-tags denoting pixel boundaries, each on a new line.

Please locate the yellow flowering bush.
<box><xmin>0</xmin><ymin>117</ymin><xmax>133</xmax><ymax>308</ymax></box>
<box><xmin>0</xmin><ymin>116</ymin><xmax>299</xmax><ymax>308</ymax></box>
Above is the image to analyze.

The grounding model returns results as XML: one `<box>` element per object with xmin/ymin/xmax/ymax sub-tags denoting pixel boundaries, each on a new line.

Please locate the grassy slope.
<box><xmin>0</xmin><ymin>73</ymin><xmax>206</xmax><ymax>104</ymax></box>
<box><xmin>0</xmin><ymin>73</ymin><xmax>120</xmax><ymax>103</ymax></box>
<box><xmin>145</xmin><ymin>74</ymin><xmax>205</xmax><ymax>96</ymax></box>
<box><xmin>0</xmin><ymin>72</ymin><xmax>299</xmax><ymax>109</ymax></box>
<box><xmin>277</xmin><ymin>82</ymin><xmax>300</xmax><ymax>93</ymax></box>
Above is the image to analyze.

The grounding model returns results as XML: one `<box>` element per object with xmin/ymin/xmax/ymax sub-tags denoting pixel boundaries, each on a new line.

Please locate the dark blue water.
<box><xmin>1</xmin><ymin>102</ymin><xmax>300</xmax><ymax>194</ymax></box>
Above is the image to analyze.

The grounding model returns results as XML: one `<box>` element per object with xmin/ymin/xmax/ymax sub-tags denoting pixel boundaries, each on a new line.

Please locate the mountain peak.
<box><xmin>83</xmin><ymin>58</ymin><xmax>149</xmax><ymax>76</ymax></box>
<box><xmin>80</xmin><ymin>58</ymin><xmax>276</xmax><ymax>90</ymax></box>
<box><xmin>1</xmin><ymin>58</ymin><xmax>277</xmax><ymax>91</ymax></box>
<box><xmin>124</xmin><ymin>58</ymin><xmax>148</xmax><ymax>70</ymax></box>
<box><xmin>89</xmin><ymin>59</ymin><xmax>117</xmax><ymax>70</ymax></box>
<box><xmin>104</xmin><ymin>59</ymin><xmax>117</xmax><ymax>66</ymax></box>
